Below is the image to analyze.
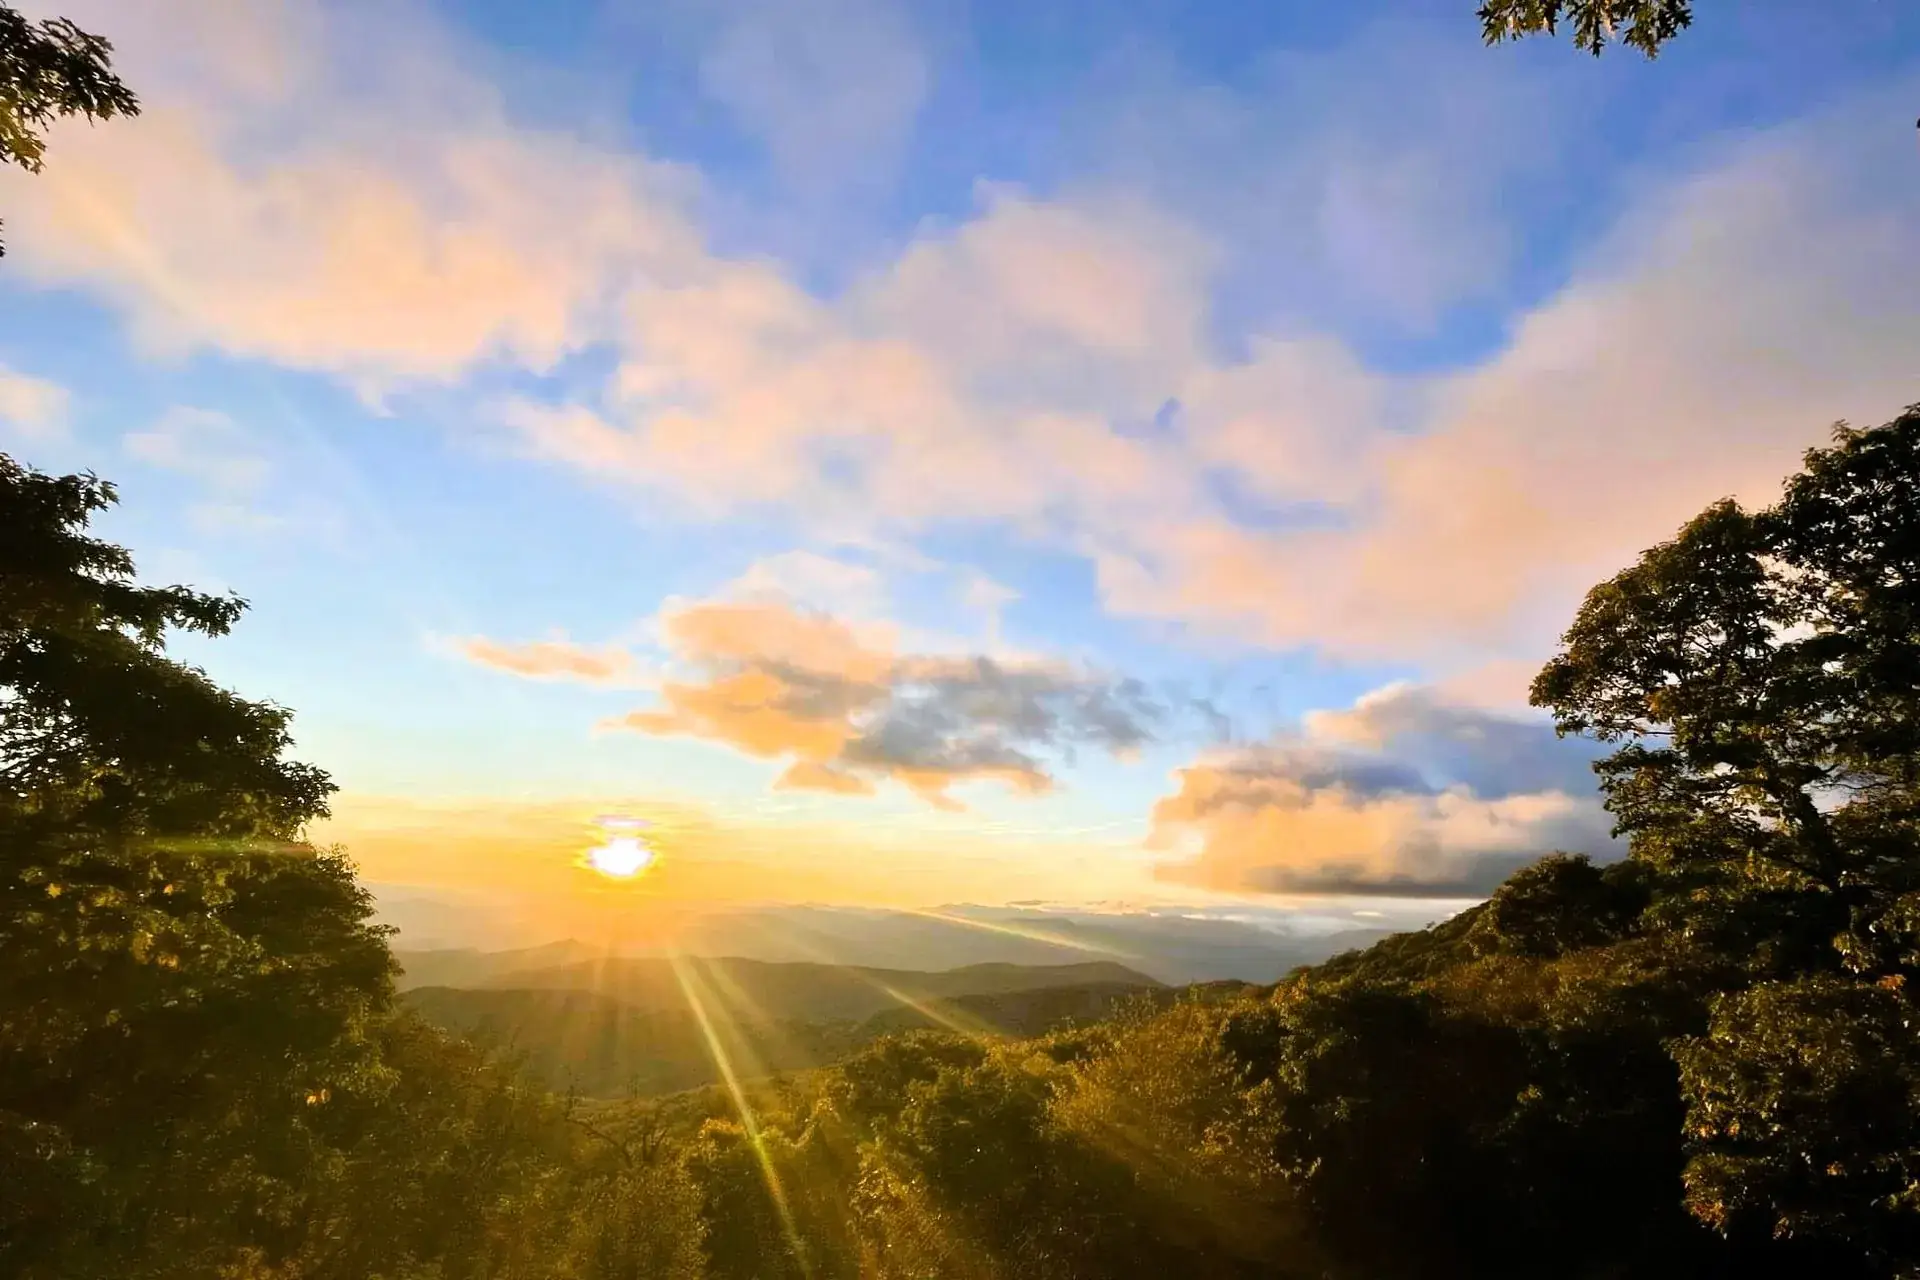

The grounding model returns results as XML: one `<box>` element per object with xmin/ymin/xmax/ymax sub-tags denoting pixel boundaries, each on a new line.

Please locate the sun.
<box><xmin>579</xmin><ymin>815</ymin><xmax>658</xmax><ymax>880</ymax></box>
<box><xmin>585</xmin><ymin>835</ymin><xmax>655</xmax><ymax>878</ymax></box>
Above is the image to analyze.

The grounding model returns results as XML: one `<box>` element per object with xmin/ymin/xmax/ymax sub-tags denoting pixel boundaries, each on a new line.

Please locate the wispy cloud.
<box><xmin>122</xmin><ymin>406</ymin><xmax>292</xmax><ymax>533</ymax></box>
<box><xmin>456</xmin><ymin>636</ymin><xmax>651</xmax><ymax>687</ymax></box>
<box><xmin>0</xmin><ymin>364</ymin><xmax>68</xmax><ymax>445</ymax></box>
<box><xmin>0</xmin><ymin>1</ymin><xmax>698</xmax><ymax>395</ymax></box>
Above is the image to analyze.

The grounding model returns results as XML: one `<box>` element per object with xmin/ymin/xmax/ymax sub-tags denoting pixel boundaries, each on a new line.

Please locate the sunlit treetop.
<box><xmin>1479</xmin><ymin>0</ymin><xmax>1695</xmax><ymax>57</ymax></box>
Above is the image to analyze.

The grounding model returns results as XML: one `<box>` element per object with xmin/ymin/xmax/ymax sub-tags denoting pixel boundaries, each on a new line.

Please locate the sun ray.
<box><xmin>667</xmin><ymin>952</ymin><xmax>811</xmax><ymax>1277</ymax></box>
<box><xmin>866</xmin><ymin>979</ymin><xmax>1006</xmax><ymax>1040</ymax></box>
<box><xmin>748</xmin><ymin>932</ymin><xmax>1011</xmax><ymax>1042</ymax></box>
<box><xmin>897</xmin><ymin>906</ymin><xmax>1138</xmax><ymax>960</ymax></box>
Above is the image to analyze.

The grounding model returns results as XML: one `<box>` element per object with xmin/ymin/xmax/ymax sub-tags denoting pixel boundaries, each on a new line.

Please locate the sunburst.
<box><xmin>578</xmin><ymin>815</ymin><xmax>657</xmax><ymax>879</ymax></box>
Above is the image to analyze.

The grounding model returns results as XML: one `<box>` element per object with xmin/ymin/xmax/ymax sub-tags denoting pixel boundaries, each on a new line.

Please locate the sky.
<box><xmin>2</xmin><ymin>0</ymin><xmax>1917</xmax><ymax>942</ymax></box>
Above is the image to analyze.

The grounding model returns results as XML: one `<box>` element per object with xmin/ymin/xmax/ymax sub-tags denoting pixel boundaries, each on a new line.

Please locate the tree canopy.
<box><xmin>0</xmin><ymin>4</ymin><xmax>138</xmax><ymax>256</ymax></box>
<box><xmin>1478</xmin><ymin>0</ymin><xmax>1695</xmax><ymax>57</ymax></box>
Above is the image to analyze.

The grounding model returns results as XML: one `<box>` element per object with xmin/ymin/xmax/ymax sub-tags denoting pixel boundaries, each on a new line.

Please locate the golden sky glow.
<box><xmin>312</xmin><ymin>792</ymin><xmax>1172</xmax><ymax>942</ymax></box>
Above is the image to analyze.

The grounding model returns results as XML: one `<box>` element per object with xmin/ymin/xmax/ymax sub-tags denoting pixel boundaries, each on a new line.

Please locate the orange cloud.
<box><xmin>776</xmin><ymin>761</ymin><xmax>875</xmax><ymax>796</ymax></box>
<box><xmin>1153</xmin><ymin>768</ymin><xmax>1599</xmax><ymax>895</ymax></box>
<box><xmin>458</xmin><ymin>637</ymin><xmax>644</xmax><ymax>685</ymax></box>
<box><xmin>589</xmin><ymin>599</ymin><xmax>1157</xmax><ymax>808</ymax></box>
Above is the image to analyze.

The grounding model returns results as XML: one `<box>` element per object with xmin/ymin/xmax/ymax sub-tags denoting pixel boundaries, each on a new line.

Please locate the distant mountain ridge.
<box><xmin>468</xmin><ymin>956</ymin><xmax>1159</xmax><ymax>1022</ymax></box>
<box><xmin>376</xmin><ymin>896</ymin><xmax>1414</xmax><ymax>984</ymax></box>
<box><xmin>399</xmin><ymin>956</ymin><xmax>1168</xmax><ymax>1096</ymax></box>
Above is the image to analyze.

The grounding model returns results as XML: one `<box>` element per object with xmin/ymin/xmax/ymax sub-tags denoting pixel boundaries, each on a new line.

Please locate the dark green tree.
<box><xmin>0</xmin><ymin>4</ymin><xmax>139</xmax><ymax>255</ymax></box>
<box><xmin>1674</xmin><ymin>976</ymin><xmax>1920</xmax><ymax>1269</ymax></box>
<box><xmin>0</xmin><ymin>456</ymin><xmax>395</xmax><ymax>1278</ymax></box>
<box><xmin>1533</xmin><ymin>407</ymin><xmax>1920</xmax><ymax>1271</ymax></box>
<box><xmin>1478</xmin><ymin>0</ymin><xmax>1694</xmax><ymax>57</ymax></box>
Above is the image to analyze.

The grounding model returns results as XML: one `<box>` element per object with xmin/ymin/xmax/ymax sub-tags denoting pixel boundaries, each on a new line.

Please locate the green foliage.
<box><xmin>1528</xmin><ymin>406</ymin><xmax>1920</xmax><ymax>1273</ymax></box>
<box><xmin>1674</xmin><ymin>976</ymin><xmax>1920</xmax><ymax>1265</ymax></box>
<box><xmin>0</xmin><ymin>454</ymin><xmax>394</xmax><ymax>1278</ymax></box>
<box><xmin>0</xmin><ymin>458</ymin><xmax>334</xmax><ymax>840</ymax></box>
<box><xmin>1532</xmin><ymin>412</ymin><xmax>1920</xmax><ymax>986</ymax></box>
<box><xmin>1467</xmin><ymin>853</ymin><xmax>1651</xmax><ymax>959</ymax></box>
<box><xmin>401</xmin><ymin>972</ymin><xmax>1161</xmax><ymax>1098</ymax></box>
<box><xmin>1477</xmin><ymin>0</ymin><xmax>1694</xmax><ymax>57</ymax></box>
<box><xmin>0</xmin><ymin>4</ymin><xmax>139</xmax><ymax>254</ymax></box>
<box><xmin>556</xmin><ymin>1153</ymin><xmax>706</xmax><ymax>1280</ymax></box>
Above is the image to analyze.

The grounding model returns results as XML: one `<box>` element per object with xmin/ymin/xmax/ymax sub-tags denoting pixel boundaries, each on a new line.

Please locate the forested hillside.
<box><xmin>7</xmin><ymin>407</ymin><xmax>1920</xmax><ymax>1277</ymax></box>
<box><xmin>400</xmin><ymin>963</ymin><xmax>1166</xmax><ymax>1096</ymax></box>
<box><xmin>449</xmin><ymin>956</ymin><xmax>1158</xmax><ymax>1021</ymax></box>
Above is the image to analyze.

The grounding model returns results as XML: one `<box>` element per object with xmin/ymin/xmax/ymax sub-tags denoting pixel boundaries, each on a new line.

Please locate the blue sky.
<box><xmin>1</xmin><ymin>0</ymin><xmax>1916</xmax><ymax>917</ymax></box>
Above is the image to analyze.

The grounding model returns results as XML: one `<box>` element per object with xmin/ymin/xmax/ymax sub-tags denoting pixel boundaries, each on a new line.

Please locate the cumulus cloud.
<box><xmin>8</xmin><ymin>1</ymin><xmax>1914</xmax><ymax>671</ymax></box>
<box><xmin>0</xmin><ymin>0</ymin><xmax>698</xmax><ymax>393</ymax></box>
<box><xmin>514</xmin><ymin>82</ymin><xmax>1917</xmax><ymax>663</ymax></box>
<box><xmin>1093</xmin><ymin>84</ymin><xmax>1920</xmax><ymax>654</ymax></box>
<box><xmin>602</xmin><ymin>599</ymin><xmax>1160</xmax><ymax>809</ymax></box>
<box><xmin>1303</xmin><ymin>682</ymin><xmax>1603</xmax><ymax>799</ymax></box>
<box><xmin>1152</xmin><ymin>684</ymin><xmax>1616</xmax><ymax>895</ymax></box>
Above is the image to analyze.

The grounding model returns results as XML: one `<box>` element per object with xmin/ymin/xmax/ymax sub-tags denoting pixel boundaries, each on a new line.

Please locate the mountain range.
<box><xmin>398</xmin><ymin>955</ymin><xmax>1173</xmax><ymax>1096</ymax></box>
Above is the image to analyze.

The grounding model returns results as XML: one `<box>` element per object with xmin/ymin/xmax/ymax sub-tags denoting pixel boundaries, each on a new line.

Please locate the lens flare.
<box><xmin>585</xmin><ymin>836</ymin><xmax>654</xmax><ymax>878</ymax></box>
<box><xmin>579</xmin><ymin>815</ymin><xmax>657</xmax><ymax>879</ymax></box>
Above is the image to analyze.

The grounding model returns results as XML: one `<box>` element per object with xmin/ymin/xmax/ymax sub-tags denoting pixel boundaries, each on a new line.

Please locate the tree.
<box><xmin>1533</xmin><ymin>406</ymin><xmax>1920</xmax><ymax>1271</ymax></box>
<box><xmin>1673</xmin><ymin>977</ymin><xmax>1920</xmax><ymax>1270</ymax></box>
<box><xmin>0</xmin><ymin>4</ymin><xmax>139</xmax><ymax>255</ymax></box>
<box><xmin>0</xmin><ymin>455</ymin><xmax>394</xmax><ymax>1277</ymax></box>
<box><xmin>1478</xmin><ymin>0</ymin><xmax>1694</xmax><ymax>57</ymax></box>
<box><xmin>1532</xmin><ymin>408</ymin><xmax>1920</xmax><ymax>975</ymax></box>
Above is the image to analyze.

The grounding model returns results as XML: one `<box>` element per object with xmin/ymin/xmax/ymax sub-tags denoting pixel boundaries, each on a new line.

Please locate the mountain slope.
<box><xmin>472</xmin><ymin>957</ymin><xmax>1161</xmax><ymax>1023</ymax></box>
<box><xmin>401</xmin><ymin>958</ymin><xmax>1168</xmax><ymax>1096</ymax></box>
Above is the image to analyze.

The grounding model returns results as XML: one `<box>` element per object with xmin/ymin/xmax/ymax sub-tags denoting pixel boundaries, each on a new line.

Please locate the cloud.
<box><xmin>1081</xmin><ymin>83</ymin><xmax>1920</xmax><ymax>657</ymax></box>
<box><xmin>10</xmin><ymin>2</ymin><xmax>1914</xmax><ymax>673</ymax></box>
<box><xmin>1302</xmin><ymin>682</ymin><xmax>1603</xmax><ymax>799</ymax></box>
<box><xmin>120</xmin><ymin>405</ymin><xmax>297</xmax><ymax>533</ymax></box>
<box><xmin>598</xmin><ymin>598</ymin><xmax>1159</xmax><ymax>809</ymax></box>
<box><xmin>722</xmin><ymin>549</ymin><xmax>888</xmax><ymax>619</ymax></box>
<box><xmin>521</xmin><ymin>84</ymin><xmax>1914</xmax><ymax>663</ymax></box>
<box><xmin>1075</xmin><ymin>16</ymin><xmax>1578</xmax><ymax>329</ymax></box>
<box><xmin>1151</xmin><ymin>684</ymin><xmax>1616</xmax><ymax>895</ymax></box>
<box><xmin>504</xmin><ymin>186</ymin><xmax>1218</xmax><ymax>540</ymax></box>
<box><xmin>0</xmin><ymin>365</ymin><xmax>68</xmax><ymax>444</ymax></box>
<box><xmin>456</xmin><ymin>636</ymin><xmax>648</xmax><ymax>686</ymax></box>
<box><xmin>124</xmin><ymin>407</ymin><xmax>270</xmax><ymax>493</ymax></box>
<box><xmin>0</xmin><ymin>0</ymin><xmax>699</xmax><ymax>393</ymax></box>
